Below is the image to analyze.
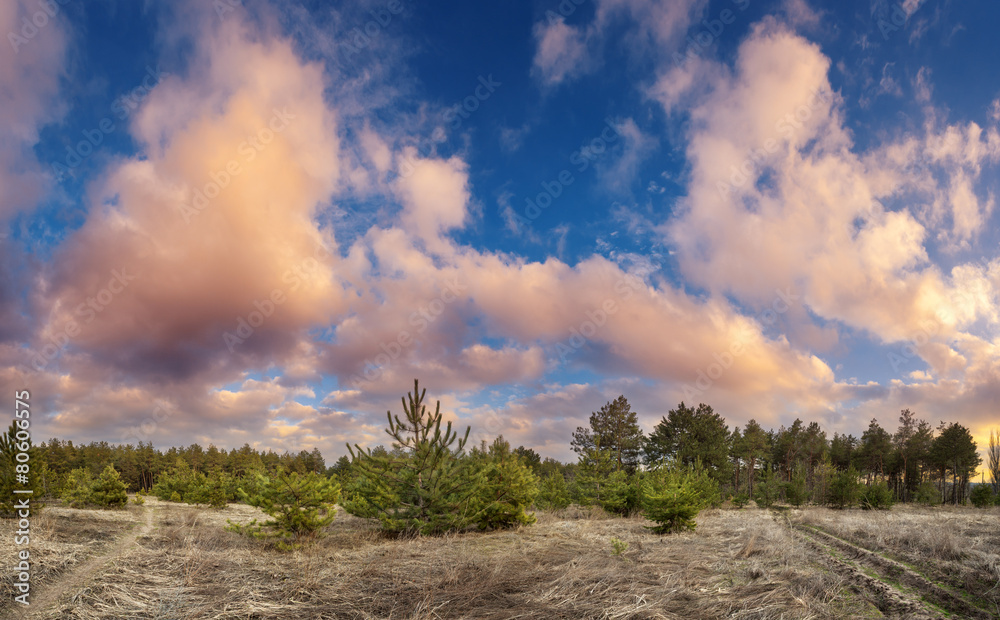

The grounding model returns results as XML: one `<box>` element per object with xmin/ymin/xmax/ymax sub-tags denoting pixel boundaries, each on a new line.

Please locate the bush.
<box><xmin>784</xmin><ymin>471</ymin><xmax>809</xmax><ymax>507</ymax></box>
<box><xmin>753</xmin><ymin>471</ymin><xmax>781</xmax><ymax>508</ymax></box>
<box><xmin>598</xmin><ymin>470</ymin><xmax>643</xmax><ymax>516</ymax></box>
<box><xmin>470</xmin><ymin>437</ymin><xmax>539</xmax><ymax>530</ymax></box>
<box><xmin>534</xmin><ymin>472</ymin><xmax>571</xmax><ymax>511</ymax></box>
<box><xmin>827</xmin><ymin>467</ymin><xmax>862</xmax><ymax>509</ymax></box>
<box><xmin>970</xmin><ymin>484</ymin><xmax>996</xmax><ymax>508</ymax></box>
<box><xmin>860</xmin><ymin>482</ymin><xmax>894</xmax><ymax>510</ymax></box>
<box><xmin>642</xmin><ymin>464</ymin><xmax>712</xmax><ymax>534</ymax></box>
<box><xmin>914</xmin><ymin>481</ymin><xmax>941</xmax><ymax>506</ymax></box>
<box><xmin>62</xmin><ymin>468</ymin><xmax>95</xmax><ymax>508</ymax></box>
<box><xmin>227</xmin><ymin>469</ymin><xmax>340</xmax><ymax>550</ymax></box>
<box><xmin>731</xmin><ymin>492</ymin><xmax>750</xmax><ymax>509</ymax></box>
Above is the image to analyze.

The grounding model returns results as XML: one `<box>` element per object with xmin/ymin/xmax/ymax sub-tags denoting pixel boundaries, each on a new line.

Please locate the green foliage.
<box><xmin>860</xmin><ymin>482</ymin><xmax>895</xmax><ymax>510</ymax></box>
<box><xmin>470</xmin><ymin>437</ymin><xmax>539</xmax><ymax>530</ymax></box>
<box><xmin>597</xmin><ymin>470</ymin><xmax>643</xmax><ymax>516</ymax></box>
<box><xmin>534</xmin><ymin>472</ymin><xmax>571</xmax><ymax>511</ymax></box>
<box><xmin>970</xmin><ymin>484</ymin><xmax>995</xmax><ymax>508</ymax></box>
<box><xmin>827</xmin><ymin>467</ymin><xmax>863</xmax><ymax>509</ymax></box>
<box><xmin>132</xmin><ymin>493</ymin><xmax>145</xmax><ymax>505</ymax></box>
<box><xmin>610</xmin><ymin>537</ymin><xmax>629</xmax><ymax>557</ymax></box>
<box><xmin>645</xmin><ymin>402</ymin><xmax>732</xmax><ymax>484</ymax></box>
<box><xmin>731</xmin><ymin>492</ymin><xmax>750</xmax><ymax>509</ymax></box>
<box><xmin>62</xmin><ymin>468</ymin><xmax>95</xmax><ymax>508</ymax></box>
<box><xmin>642</xmin><ymin>464</ymin><xmax>712</xmax><ymax>534</ymax></box>
<box><xmin>783</xmin><ymin>470</ymin><xmax>809</xmax><ymax>507</ymax></box>
<box><xmin>752</xmin><ymin>470</ymin><xmax>780</xmax><ymax>508</ymax></box>
<box><xmin>343</xmin><ymin>380</ymin><xmax>483</xmax><ymax>536</ymax></box>
<box><xmin>0</xmin><ymin>420</ymin><xmax>45</xmax><ymax>517</ymax></box>
<box><xmin>90</xmin><ymin>465</ymin><xmax>129</xmax><ymax>508</ymax></box>
<box><xmin>169</xmin><ymin>490</ymin><xmax>182</xmax><ymax>502</ymax></box>
<box><xmin>227</xmin><ymin>469</ymin><xmax>340</xmax><ymax>550</ymax></box>
<box><xmin>914</xmin><ymin>481</ymin><xmax>940</xmax><ymax>506</ymax></box>
<box><xmin>570</xmin><ymin>396</ymin><xmax>645</xmax><ymax>474</ymax></box>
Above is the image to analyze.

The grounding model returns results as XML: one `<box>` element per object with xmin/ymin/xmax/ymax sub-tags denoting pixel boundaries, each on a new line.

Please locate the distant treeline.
<box><xmin>3</xmin><ymin>396</ymin><xmax>999</xmax><ymax>509</ymax></box>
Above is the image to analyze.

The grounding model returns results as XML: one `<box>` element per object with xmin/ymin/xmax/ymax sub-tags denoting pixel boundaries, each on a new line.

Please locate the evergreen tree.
<box><xmin>62</xmin><ymin>468</ymin><xmax>95</xmax><ymax>508</ymax></box>
<box><xmin>534</xmin><ymin>471</ymin><xmax>571</xmax><ymax>511</ymax></box>
<box><xmin>644</xmin><ymin>403</ymin><xmax>731</xmax><ymax>486</ymax></box>
<box><xmin>988</xmin><ymin>429</ymin><xmax>999</xmax><ymax>496</ymax></box>
<box><xmin>642</xmin><ymin>463</ymin><xmax>712</xmax><ymax>534</ymax></box>
<box><xmin>90</xmin><ymin>465</ymin><xmax>129</xmax><ymax>508</ymax></box>
<box><xmin>343</xmin><ymin>379</ymin><xmax>483</xmax><ymax>536</ymax></box>
<box><xmin>470</xmin><ymin>437</ymin><xmax>539</xmax><ymax>530</ymax></box>
<box><xmin>930</xmin><ymin>422</ymin><xmax>980</xmax><ymax>505</ymax></box>
<box><xmin>738</xmin><ymin>419</ymin><xmax>770</xmax><ymax>498</ymax></box>
<box><xmin>827</xmin><ymin>466</ymin><xmax>862</xmax><ymax>509</ymax></box>
<box><xmin>571</xmin><ymin>396</ymin><xmax>644</xmax><ymax>473</ymax></box>
<box><xmin>229</xmin><ymin>468</ymin><xmax>340</xmax><ymax>550</ymax></box>
<box><xmin>0</xmin><ymin>420</ymin><xmax>44</xmax><ymax>517</ymax></box>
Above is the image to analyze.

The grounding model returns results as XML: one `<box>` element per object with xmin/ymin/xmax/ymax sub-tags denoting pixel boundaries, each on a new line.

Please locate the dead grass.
<box><xmin>6</xmin><ymin>500</ymin><xmax>996</xmax><ymax>619</ymax></box>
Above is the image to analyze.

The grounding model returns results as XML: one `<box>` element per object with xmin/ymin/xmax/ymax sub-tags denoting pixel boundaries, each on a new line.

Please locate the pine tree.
<box><xmin>90</xmin><ymin>465</ymin><xmax>129</xmax><ymax>508</ymax></box>
<box><xmin>228</xmin><ymin>469</ymin><xmax>340</xmax><ymax>550</ymax></box>
<box><xmin>571</xmin><ymin>396</ymin><xmax>644</xmax><ymax>473</ymax></box>
<box><xmin>0</xmin><ymin>421</ymin><xmax>44</xmax><ymax>517</ymax></box>
<box><xmin>62</xmin><ymin>468</ymin><xmax>94</xmax><ymax>508</ymax></box>
<box><xmin>470</xmin><ymin>436</ymin><xmax>539</xmax><ymax>530</ymax></box>
<box><xmin>534</xmin><ymin>471</ymin><xmax>571</xmax><ymax>511</ymax></box>
<box><xmin>642</xmin><ymin>464</ymin><xmax>711</xmax><ymax>534</ymax></box>
<box><xmin>343</xmin><ymin>379</ymin><xmax>483</xmax><ymax>536</ymax></box>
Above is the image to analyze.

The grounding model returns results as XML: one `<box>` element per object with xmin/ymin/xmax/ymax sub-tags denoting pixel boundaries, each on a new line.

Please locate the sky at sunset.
<box><xmin>3</xmin><ymin>0</ymin><xmax>999</xmax><ymax>463</ymax></box>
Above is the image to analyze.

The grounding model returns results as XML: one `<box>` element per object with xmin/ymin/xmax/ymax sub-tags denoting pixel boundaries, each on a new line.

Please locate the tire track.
<box><xmin>794</xmin><ymin>523</ymin><xmax>995</xmax><ymax>620</ymax></box>
<box><xmin>8</xmin><ymin>506</ymin><xmax>155</xmax><ymax>619</ymax></box>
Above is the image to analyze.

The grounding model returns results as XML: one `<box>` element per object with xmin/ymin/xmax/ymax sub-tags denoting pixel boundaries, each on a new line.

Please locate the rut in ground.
<box><xmin>6</xmin><ymin>506</ymin><xmax>155</xmax><ymax>620</ymax></box>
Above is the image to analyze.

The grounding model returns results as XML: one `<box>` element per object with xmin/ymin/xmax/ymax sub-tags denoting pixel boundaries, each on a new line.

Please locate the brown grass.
<box><xmin>4</xmin><ymin>500</ymin><xmax>997</xmax><ymax>619</ymax></box>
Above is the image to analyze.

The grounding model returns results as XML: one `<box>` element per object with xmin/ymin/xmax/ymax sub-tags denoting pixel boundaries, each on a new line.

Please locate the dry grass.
<box><xmin>5</xmin><ymin>500</ymin><xmax>997</xmax><ymax>619</ymax></box>
<box><xmin>796</xmin><ymin>504</ymin><xmax>1000</xmax><ymax>616</ymax></box>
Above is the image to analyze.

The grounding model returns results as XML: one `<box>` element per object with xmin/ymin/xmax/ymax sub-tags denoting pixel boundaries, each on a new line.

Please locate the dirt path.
<box><xmin>794</xmin><ymin>523</ymin><xmax>995</xmax><ymax>620</ymax></box>
<box><xmin>10</xmin><ymin>506</ymin><xmax>155</xmax><ymax>619</ymax></box>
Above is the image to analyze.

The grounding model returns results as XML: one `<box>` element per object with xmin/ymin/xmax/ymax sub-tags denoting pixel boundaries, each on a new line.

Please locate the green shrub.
<box><xmin>610</xmin><ymin>537</ymin><xmax>629</xmax><ymax>557</ymax></box>
<box><xmin>470</xmin><ymin>437</ymin><xmax>539</xmax><ymax>530</ymax></box>
<box><xmin>731</xmin><ymin>492</ymin><xmax>750</xmax><ymax>509</ymax></box>
<box><xmin>827</xmin><ymin>467</ymin><xmax>862</xmax><ymax>509</ymax></box>
<box><xmin>753</xmin><ymin>471</ymin><xmax>781</xmax><ymax>508</ymax></box>
<box><xmin>784</xmin><ymin>471</ymin><xmax>809</xmax><ymax>507</ymax></box>
<box><xmin>89</xmin><ymin>465</ymin><xmax>128</xmax><ymax>508</ymax></box>
<box><xmin>860</xmin><ymin>482</ymin><xmax>895</xmax><ymax>510</ymax></box>
<box><xmin>914</xmin><ymin>481</ymin><xmax>941</xmax><ymax>506</ymax></box>
<box><xmin>970</xmin><ymin>484</ymin><xmax>995</xmax><ymax>508</ymax></box>
<box><xmin>227</xmin><ymin>469</ymin><xmax>340</xmax><ymax>550</ymax></box>
<box><xmin>598</xmin><ymin>470</ymin><xmax>643</xmax><ymax>516</ymax></box>
<box><xmin>132</xmin><ymin>494</ymin><xmax>145</xmax><ymax>505</ymax></box>
<box><xmin>61</xmin><ymin>468</ymin><xmax>95</xmax><ymax>508</ymax></box>
<box><xmin>169</xmin><ymin>490</ymin><xmax>182</xmax><ymax>503</ymax></box>
<box><xmin>534</xmin><ymin>472</ymin><xmax>571</xmax><ymax>511</ymax></box>
<box><xmin>642</xmin><ymin>464</ymin><xmax>711</xmax><ymax>534</ymax></box>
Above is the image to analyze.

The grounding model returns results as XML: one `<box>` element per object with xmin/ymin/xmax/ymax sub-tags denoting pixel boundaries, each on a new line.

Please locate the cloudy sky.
<box><xmin>3</xmin><ymin>0</ymin><xmax>999</xmax><ymax>463</ymax></box>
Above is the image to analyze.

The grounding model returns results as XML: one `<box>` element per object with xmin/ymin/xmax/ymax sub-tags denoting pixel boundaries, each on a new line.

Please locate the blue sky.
<box><xmin>2</xmin><ymin>0</ymin><xmax>999</xmax><ymax>463</ymax></box>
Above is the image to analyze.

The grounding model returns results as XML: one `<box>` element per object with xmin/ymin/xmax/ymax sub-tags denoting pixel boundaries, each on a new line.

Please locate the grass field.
<box><xmin>1</xmin><ymin>498</ymin><xmax>998</xmax><ymax>619</ymax></box>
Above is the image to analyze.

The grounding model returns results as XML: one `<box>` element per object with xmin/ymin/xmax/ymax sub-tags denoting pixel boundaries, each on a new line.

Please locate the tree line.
<box><xmin>2</xmin><ymin>386</ymin><xmax>999</xmax><ymax>534</ymax></box>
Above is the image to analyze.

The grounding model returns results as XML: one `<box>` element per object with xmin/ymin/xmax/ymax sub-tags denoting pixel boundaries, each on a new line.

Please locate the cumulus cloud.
<box><xmin>531</xmin><ymin>16</ymin><xmax>588</xmax><ymax>86</ymax></box>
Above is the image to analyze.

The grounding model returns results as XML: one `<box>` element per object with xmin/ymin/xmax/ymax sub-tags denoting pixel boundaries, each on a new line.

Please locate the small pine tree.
<box><xmin>784</xmin><ymin>470</ymin><xmax>809</xmax><ymax>507</ymax></box>
<box><xmin>598</xmin><ymin>470</ymin><xmax>643</xmax><ymax>516</ymax></box>
<box><xmin>228</xmin><ymin>469</ymin><xmax>340</xmax><ymax>550</ymax></box>
<box><xmin>914</xmin><ymin>480</ymin><xmax>940</xmax><ymax>506</ymax></box>
<box><xmin>90</xmin><ymin>465</ymin><xmax>129</xmax><ymax>508</ymax></box>
<box><xmin>860</xmin><ymin>482</ymin><xmax>895</xmax><ymax>510</ymax></box>
<box><xmin>62</xmin><ymin>468</ymin><xmax>95</xmax><ymax>508</ymax></box>
<box><xmin>753</xmin><ymin>469</ymin><xmax>781</xmax><ymax>508</ymax></box>
<box><xmin>470</xmin><ymin>437</ymin><xmax>539</xmax><ymax>530</ymax></box>
<box><xmin>343</xmin><ymin>380</ymin><xmax>483</xmax><ymax>536</ymax></box>
<box><xmin>970</xmin><ymin>484</ymin><xmax>995</xmax><ymax>508</ymax></box>
<box><xmin>642</xmin><ymin>464</ymin><xmax>707</xmax><ymax>534</ymax></box>
<box><xmin>570</xmin><ymin>445</ymin><xmax>618</xmax><ymax>507</ymax></box>
<box><xmin>0</xmin><ymin>421</ymin><xmax>45</xmax><ymax>517</ymax></box>
<box><xmin>169</xmin><ymin>490</ymin><xmax>183</xmax><ymax>503</ymax></box>
<box><xmin>827</xmin><ymin>467</ymin><xmax>862</xmax><ymax>509</ymax></box>
<box><xmin>534</xmin><ymin>472</ymin><xmax>571</xmax><ymax>511</ymax></box>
